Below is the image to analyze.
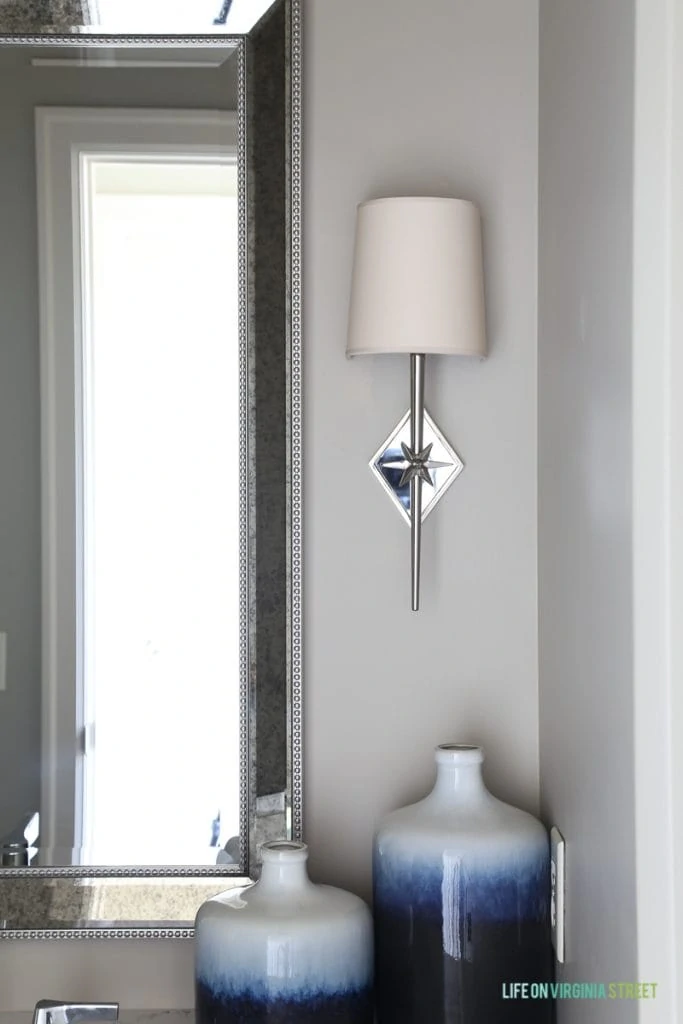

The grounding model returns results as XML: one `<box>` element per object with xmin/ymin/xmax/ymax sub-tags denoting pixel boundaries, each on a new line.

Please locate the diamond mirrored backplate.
<box><xmin>369</xmin><ymin>410</ymin><xmax>464</xmax><ymax>525</ymax></box>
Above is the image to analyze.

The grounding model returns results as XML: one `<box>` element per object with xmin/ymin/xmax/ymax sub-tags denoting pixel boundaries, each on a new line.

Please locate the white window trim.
<box><xmin>36</xmin><ymin>107</ymin><xmax>237</xmax><ymax>861</ymax></box>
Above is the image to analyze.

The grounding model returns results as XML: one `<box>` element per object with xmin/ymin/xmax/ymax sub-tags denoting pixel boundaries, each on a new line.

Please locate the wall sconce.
<box><xmin>346</xmin><ymin>196</ymin><xmax>487</xmax><ymax>611</ymax></box>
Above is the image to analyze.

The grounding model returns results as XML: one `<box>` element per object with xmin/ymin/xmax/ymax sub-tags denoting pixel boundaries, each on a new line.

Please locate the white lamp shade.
<box><xmin>346</xmin><ymin>196</ymin><xmax>487</xmax><ymax>358</ymax></box>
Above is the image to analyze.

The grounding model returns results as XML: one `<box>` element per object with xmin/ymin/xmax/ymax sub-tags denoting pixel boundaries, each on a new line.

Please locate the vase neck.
<box><xmin>430</xmin><ymin>744</ymin><xmax>487</xmax><ymax>803</ymax></box>
<box><xmin>258</xmin><ymin>840</ymin><xmax>312</xmax><ymax>893</ymax></box>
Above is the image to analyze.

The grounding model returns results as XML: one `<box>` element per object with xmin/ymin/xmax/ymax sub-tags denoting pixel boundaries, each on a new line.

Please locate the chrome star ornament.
<box><xmin>390</xmin><ymin>441</ymin><xmax>451</xmax><ymax>489</ymax></box>
<box><xmin>369</xmin><ymin>409</ymin><xmax>464</xmax><ymax>527</ymax></box>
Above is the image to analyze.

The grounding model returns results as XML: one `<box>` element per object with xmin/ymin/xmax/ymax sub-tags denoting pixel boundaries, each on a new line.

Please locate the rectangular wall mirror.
<box><xmin>0</xmin><ymin>0</ymin><xmax>302</xmax><ymax>937</ymax></box>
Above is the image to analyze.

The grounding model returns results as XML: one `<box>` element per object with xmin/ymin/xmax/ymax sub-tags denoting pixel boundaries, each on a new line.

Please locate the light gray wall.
<box><xmin>303</xmin><ymin>0</ymin><xmax>539</xmax><ymax>900</ymax></box>
<box><xmin>0</xmin><ymin>0</ymin><xmax>539</xmax><ymax>1006</ymax></box>
<box><xmin>0</xmin><ymin>57</ymin><xmax>237</xmax><ymax>841</ymax></box>
<box><xmin>538</xmin><ymin>0</ymin><xmax>638</xmax><ymax>1018</ymax></box>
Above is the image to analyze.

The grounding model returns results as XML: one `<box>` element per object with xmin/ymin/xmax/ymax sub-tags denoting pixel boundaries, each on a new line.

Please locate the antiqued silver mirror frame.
<box><xmin>0</xmin><ymin>0</ymin><xmax>302</xmax><ymax>938</ymax></box>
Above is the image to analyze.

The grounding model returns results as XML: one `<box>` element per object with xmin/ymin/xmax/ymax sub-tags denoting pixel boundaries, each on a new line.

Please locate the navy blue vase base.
<box><xmin>196</xmin><ymin>982</ymin><xmax>374</xmax><ymax>1024</ymax></box>
<box><xmin>375</xmin><ymin>909</ymin><xmax>552</xmax><ymax>1024</ymax></box>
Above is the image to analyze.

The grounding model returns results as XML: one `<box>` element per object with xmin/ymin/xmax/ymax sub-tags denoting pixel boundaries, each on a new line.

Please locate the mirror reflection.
<box><xmin>0</xmin><ymin>0</ymin><xmax>276</xmax><ymax>35</ymax></box>
<box><xmin>0</xmin><ymin>39</ymin><xmax>246</xmax><ymax>868</ymax></box>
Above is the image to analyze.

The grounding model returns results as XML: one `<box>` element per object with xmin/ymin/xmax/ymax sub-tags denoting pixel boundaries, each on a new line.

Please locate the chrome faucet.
<box><xmin>33</xmin><ymin>1002</ymin><xmax>119</xmax><ymax>1024</ymax></box>
<box><xmin>1</xmin><ymin>811</ymin><xmax>40</xmax><ymax>866</ymax></box>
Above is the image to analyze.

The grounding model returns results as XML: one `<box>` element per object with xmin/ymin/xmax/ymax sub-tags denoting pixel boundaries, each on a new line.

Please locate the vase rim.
<box><xmin>261</xmin><ymin>840</ymin><xmax>309</xmax><ymax>862</ymax></box>
<box><xmin>435</xmin><ymin>743</ymin><xmax>484</xmax><ymax>764</ymax></box>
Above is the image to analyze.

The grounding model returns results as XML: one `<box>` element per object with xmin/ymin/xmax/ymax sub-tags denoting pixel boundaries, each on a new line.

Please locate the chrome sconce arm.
<box><xmin>409</xmin><ymin>353</ymin><xmax>426</xmax><ymax>610</ymax></box>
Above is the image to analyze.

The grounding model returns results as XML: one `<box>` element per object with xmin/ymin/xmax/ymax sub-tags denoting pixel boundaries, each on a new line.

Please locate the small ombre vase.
<box><xmin>195</xmin><ymin>840</ymin><xmax>374</xmax><ymax>1024</ymax></box>
<box><xmin>374</xmin><ymin>744</ymin><xmax>552</xmax><ymax>1024</ymax></box>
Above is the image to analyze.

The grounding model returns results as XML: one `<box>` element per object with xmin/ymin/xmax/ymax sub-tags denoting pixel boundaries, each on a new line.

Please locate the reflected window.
<box><xmin>81</xmin><ymin>159</ymin><xmax>239</xmax><ymax>864</ymax></box>
<box><xmin>89</xmin><ymin>0</ymin><xmax>277</xmax><ymax>32</ymax></box>
<box><xmin>36</xmin><ymin>108</ymin><xmax>240</xmax><ymax>866</ymax></box>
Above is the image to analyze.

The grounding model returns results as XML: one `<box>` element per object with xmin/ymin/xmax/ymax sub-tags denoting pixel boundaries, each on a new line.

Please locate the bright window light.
<box><xmin>80</xmin><ymin>157</ymin><xmax>240</xmax><ymax>864</ymax></box>
<box><xmin>92</xmin><ymin>0</ymin><xmax>276</xmax><ymax>32</ymax></box>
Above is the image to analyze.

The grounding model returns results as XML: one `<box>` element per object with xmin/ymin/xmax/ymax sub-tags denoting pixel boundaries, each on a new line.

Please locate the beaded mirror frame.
<box><xmin>0</xmin><ymin>0</ymin><xmax>302</xmax><ymax>938</ymax></box>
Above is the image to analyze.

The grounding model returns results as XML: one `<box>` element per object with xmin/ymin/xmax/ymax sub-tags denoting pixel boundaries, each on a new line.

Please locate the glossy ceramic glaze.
<box><xmin>195</xmin><ymin>841</ymin><xmax>373</xmax><ymax>1023</ymax></box>
<box><xmin>374</xmin><ymin>745</ymin><xmax>552</xmax><ymax>1023</ymax></box>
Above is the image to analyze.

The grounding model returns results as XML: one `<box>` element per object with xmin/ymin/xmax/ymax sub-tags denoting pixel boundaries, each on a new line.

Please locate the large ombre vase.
<box><xmin>374</xmin><ymin>744</ymin><xmax>552</xmax><ymax>1023</ymax></box>
<box><xmin>195</xmin><ymin>840</ymin><xmax>374</xmax><ymax>1023</ymax></box>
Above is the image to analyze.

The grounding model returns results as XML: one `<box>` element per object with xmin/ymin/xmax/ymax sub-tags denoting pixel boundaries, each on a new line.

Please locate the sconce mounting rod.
<box><xmin>410</xmin><ymin>353</ymin><xmax>425</xmax><ymax>611</ymax></box>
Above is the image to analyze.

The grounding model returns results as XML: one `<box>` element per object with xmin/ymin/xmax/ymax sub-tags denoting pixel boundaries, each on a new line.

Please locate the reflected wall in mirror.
<box><xmin>0</xmin><ymin>0</ymin><xmax>302</xmax><ymax>935</ymax></box>
<box><xmin>37</xmin><ymin>106</ymin><xmax>241</xmax><ymax>868</ymax></box>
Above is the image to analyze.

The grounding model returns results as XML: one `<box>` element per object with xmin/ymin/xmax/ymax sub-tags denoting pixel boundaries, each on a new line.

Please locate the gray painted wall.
<box><xmin>0</xmin><ymin>0</ymin><xmax>540</xmax><ymax>1007</ymax></box>
<box><xmin>0</xmin><ymin>57</ymin><xmax>237</xmax><ymax>841</ymax></box>
<box><xmin>538</xmin><ymin>0</ymin><xmax>638</xmax><ymax>1018</ymax></box>
<box><xmin>302</xmin><ymin>0</ymin><xmax>539</xmax><ymax>901</ymax></box>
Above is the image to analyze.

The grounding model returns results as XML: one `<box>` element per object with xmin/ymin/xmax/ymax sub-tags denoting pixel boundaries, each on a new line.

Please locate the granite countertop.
<box><xmin>0</xmin><ymin>1008</ymin><xmax>379</xmax><ymax>1024</ymax></box>
<box><xmin>0</xmin><ymin>1013</ymin><xmax>193</xmax><ymax>1024</ymax></box>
